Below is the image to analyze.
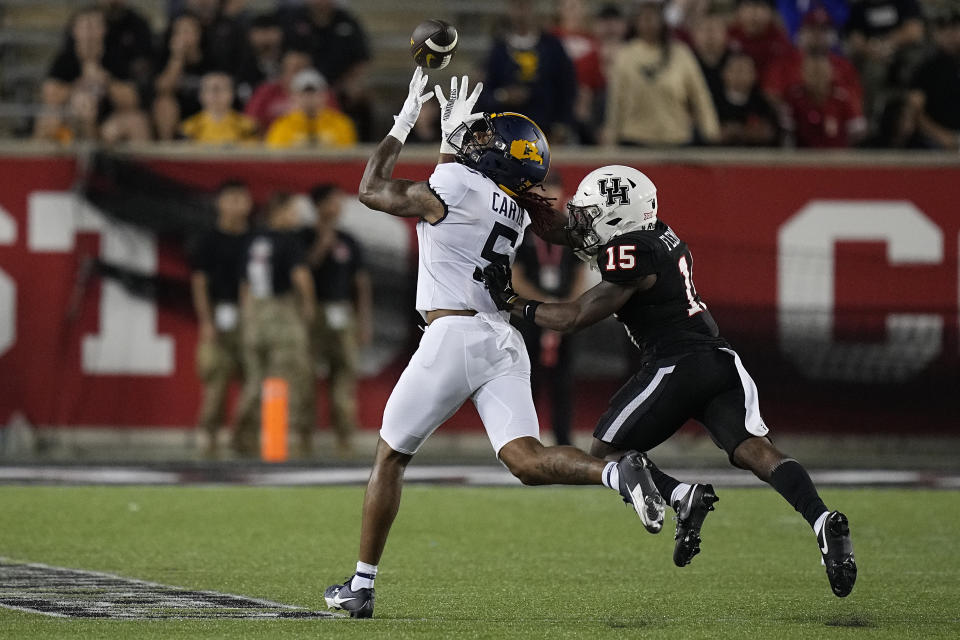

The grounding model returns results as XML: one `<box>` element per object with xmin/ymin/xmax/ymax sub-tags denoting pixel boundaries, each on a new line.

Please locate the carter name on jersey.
<box><xmin>491</xmin><ymin>191</ymin><xmax>524</xmax><ymax>225</ymax></box>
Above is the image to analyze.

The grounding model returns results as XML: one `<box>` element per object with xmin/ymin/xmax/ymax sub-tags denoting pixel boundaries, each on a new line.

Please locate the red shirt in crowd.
<box><xmin>551</xmin><ymin>28</ymin><xmax>606</xmax><ymax>90</ymax></box>
<box><xmin>244</xmin><ymin>80</ymin><xmax>292</xmax><ymax>132</ymax></box>
<box><xmin>764</xmin><ymin>50</ymin><xmax>863</xmax><ymax>105</ymax></box>
<box><xmin>728</xmin><ymin>22</ymin><xmax>792</xmax><ymax>74</ymax></box>
<box><xmin>784</xmin><ymin>84</ymin><xmax>864</xmax><ymax>148</ymax></box>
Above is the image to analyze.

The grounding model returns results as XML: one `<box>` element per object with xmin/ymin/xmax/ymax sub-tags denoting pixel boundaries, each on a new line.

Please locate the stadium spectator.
<box><xmin>511</xmin><ymin>174</ymin><xmax>585</xmax><ymax>446</ymax></box>
<box><xmin>279</xmin><ymin>0</ymin><xmax>370</xmax><ymax>86</ymax></box>
<box><xmin>35</xmin><ymin>6</ymin><xmax>149</xmax><ymax>144</ymax></box>
<box><xmin>234</xmin><ymin>192</ymin><xmax>315</xmax><ymax>456</ymax></box>
<box><xmin>234</xmin><ymin>13</ymin><xmax>285</xmax><ymax>105</ymax></box>
<box><xmin>264</xmin><ymin>69</ymin><xmax>357</xmax><ymax>148</ymax></box>
<box><xmin>97</xmin><ymin>0</ymin><xmax>155</xmax><ymax>84</ymax></box>
<box><xmin>845</xmin><ymin>0</ymin><xmax>924</xmax><ymax>119</ymax></box>
<box><xmin>690</xmin><ymin>8</ymin><xmax>732</xmax><ymax>103</ymax></box>
<box><xmin>182</xmin><ymin>0</ymin><xmax>248</xmax><ymax>74</ymax></box>
<box><xmin>777</xmin><ymin>0</ymin><xmax>850</xmax><ymax>39</ymax></box>
<box><xmin>604</xmin><ymin>0</ymin><xmax>720</xmax><ymax>146</ymax></box>
<box><xmin>846</xmin><ymin>0</ymin><xmax>924</xmax><ymax>64</ymax></box>
<box><xmin>714</xmin><ymin>51</ymin><xmax>780</xmax><ymax>145</ymax></box>
<box><xmin>662</xmin><ymin>0</ymin><xmax>715</xmax><ymax>32</ymax></box>
<box><xmin>304</xmin><ymin>184</ymin><xmax>372</xmax><ymax>457</ymax></box>
<box><xmin>783</xmin><ymin>54</ymin><xmax>867</xmax><ymax>147</ymax></box>
<box><xmin>552</xmin><ymin>0</ymin><xmax>607</xmax><ymax>143</ymax></box>
<box><xmin>154</xmin><ymin>13</ymin><xmax>214</xmax><ymax>140</ymax></box>
<box><xmin>180</xmin><ymin>72</ymin><xmax>257</xmax><ymax>144</ymax></box>
<box><xmin>594</xmin><ymin>3</ymin><xmax>630</xmax><ymax>77</ymax></box>
<box><xmin>860</xmin><ymin>93</ymin><xmax>925</xmax><ymax>147</ymax></box>
<box><xmin>908</xmin><ymin>7</ymin><xmax>960</xmax><ymax>151</ymax></box>
<box><xmin>189</xmin><ymin>179</ymin><xmax>252</xmax><ymax>457</ymax></box>
<box><xmin>244</xmin><ymin>49</ymin><xmax>311</xmax><ymax>132</ymax></box>
<box><xmin>764</xmin><ymin>8</ymin><xmax>863</xmax><ymax>108</ymax></box>
<box><xmin>278</xmin><ymin>0</ymin><xmax>374</xmax><ymax>139</ymax></box>
<box><xmin>727</xmin><ymin>0</ymin><xmax>793</xmax><ymax>75</ymax></box>
<box><xmin>481</xmin><ymin>0</ymin><xmax>578</xmax><ymax>141</ymax></box>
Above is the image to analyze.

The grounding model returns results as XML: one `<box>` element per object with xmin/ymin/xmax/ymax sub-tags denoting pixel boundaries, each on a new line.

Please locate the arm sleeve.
<box><xmin>187</xmin><ymin>232</ymin><xmax>211</xmax><ymax>273</ymax></box>
<box><xmin>910</xmin><ymin>60</ymin><xmax>932</xmax><ymax>93</ymax></box>
<box><xmin>288</xmin><ymin>232</ymin><xmax>307</xmax><ymax>267</ymax></box>
<box><xmin>48</xmin><ymin>50</ymin><xmax>79</xmax><ymax>82</ymax></box>
<box><xmin>348</xmin><ymin>234</ymin><xmax>365</xmax><ymax>271</ymax></box>
<box><xmin>598</xmin><ymin>237</ymin><xmax>660</xmax><ymax>284</ymax></box>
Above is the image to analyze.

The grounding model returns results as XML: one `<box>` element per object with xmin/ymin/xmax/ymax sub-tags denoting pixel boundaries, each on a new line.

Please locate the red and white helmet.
<box><xmin>565</xmin><ymin>165</ymin><xmax>658</xmax><ymax>261</ymax></box>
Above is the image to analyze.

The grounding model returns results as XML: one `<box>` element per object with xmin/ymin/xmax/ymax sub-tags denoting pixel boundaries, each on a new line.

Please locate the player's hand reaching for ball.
<box><xmin>474</xmin><ymin>261</ymin><xmax>520</xmax><ymax>311</ymax></box>
<box><xmin>388</xmin><ymin>67</ymin><xmax>433</xmax><ymax>144</ymax></box>
<box><xmin>435</xmin><ymin>75</ymin><xmax>483</xmax><ymax>155</ymax></box>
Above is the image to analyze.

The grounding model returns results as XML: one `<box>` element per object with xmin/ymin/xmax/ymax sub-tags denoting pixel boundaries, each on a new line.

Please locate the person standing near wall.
<box><xmin>189</xmin><ymin>179</ymin><xmax>252</xmax><ymax>457</ymax></box>
<box><xmin>234</xmin><ymin>192</ymin><xmax>316</xmax><ymax>456</ymax></box>
<box><xmin>304</xmin><ymin>184</ymin><xmax>372</xmax><ymax>456</ymax></box>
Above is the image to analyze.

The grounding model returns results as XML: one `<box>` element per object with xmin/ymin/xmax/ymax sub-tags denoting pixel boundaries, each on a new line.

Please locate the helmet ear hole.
<box><xmin>606</xmin><ymin>217</ymin><xmax>622</xmax><ymax>226</ymax></box>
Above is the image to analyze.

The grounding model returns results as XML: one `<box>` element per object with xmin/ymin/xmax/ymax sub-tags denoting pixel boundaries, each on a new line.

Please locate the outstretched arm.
<box><xmin>357</xmin><ymin>135</ymin><xmax>445</xmax><ymax>222</ymax></box>
<box><xmin>512</xmin><ymin>279</ymin><xmax>652</xmax><ymax>332</ymax></box>
<box><xmin>358</xmin><ymin>67</ymin><xmax>444</xmax><ymax>222</ymax></box>
<box><xmin>477</xmin><ymin>262</ymin><xmax>655</xmax><ymax>332</ymax></box>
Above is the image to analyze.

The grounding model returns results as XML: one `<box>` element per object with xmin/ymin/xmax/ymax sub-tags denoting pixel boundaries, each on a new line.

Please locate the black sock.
<box><xmin>646</xmin><ymin>459</ymin><xmax>681</xmax><ymax>501</ymax></box>
<box><xmin>768</xmin><ymin>459</ymin><xmax>828</xmax><ymax>529</ymax></box>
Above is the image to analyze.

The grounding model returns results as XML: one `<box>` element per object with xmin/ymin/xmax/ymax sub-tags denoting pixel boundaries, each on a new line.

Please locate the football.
<box><xmin>410</xmin><ymin>19</ymin><xmax>458</xmax><ymax>69</ymax></box>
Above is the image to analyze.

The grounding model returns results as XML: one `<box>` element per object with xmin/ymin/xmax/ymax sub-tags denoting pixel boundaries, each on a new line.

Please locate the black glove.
<box><xmin>473</xmin><ymin>262</ymin><xmax>519</xmax><ymax>311</ymax></box>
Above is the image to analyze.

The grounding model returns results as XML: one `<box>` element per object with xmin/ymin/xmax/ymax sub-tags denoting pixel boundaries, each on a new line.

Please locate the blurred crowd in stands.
<box><xmin>31</xmin><ymin>0</ymin><xmax>960</xmax><ymax>150</ymax></box>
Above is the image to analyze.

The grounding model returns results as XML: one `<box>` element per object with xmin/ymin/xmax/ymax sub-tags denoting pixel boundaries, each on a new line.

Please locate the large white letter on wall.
<box><xmin>778</xmin><ymin>201</ymin><xmax>942</xmax><ymax>383</ymax></box>
<box><xmin>29</xmin><ymin>192</ymin><xmax>173</xmax><ymax>375</ymax></box>
<box><xmin>0</xmin><ymin>205</ymin><xmax>16</xmax><ymax>357</ymax></box>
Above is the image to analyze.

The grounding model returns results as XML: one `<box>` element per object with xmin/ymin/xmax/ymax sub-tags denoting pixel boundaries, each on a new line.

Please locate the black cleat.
<box><xmin>324</xmin><ymin>576</ymin><xmax>375</xmax><ymax>618</ymax></box>
<box><xmin>617</xmin><ymin>451</ymin><xmax>665</xmax><ymax>533</ymax></box>
<box><xmin>817</xmin><ymin>511</ymin><xmax>857</xmax><ymax>597</ymax></box>
<box><xmin>671</xmin><ymin>483</ymin><xmax>719</xmax><ymax>567</ymax></box>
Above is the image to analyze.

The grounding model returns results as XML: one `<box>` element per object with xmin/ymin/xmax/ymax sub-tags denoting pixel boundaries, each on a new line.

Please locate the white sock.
<box><xmin>601</xmin><ymin>462</ymin><xmax>619</xmax><ymax>492</ymax></box>
<box><xmin>351</xmin><ymin>561</ymin><xmax>377</xmax><ymax>590</ymax></box>
<box><xmin>813</xmin><ymin>510</ymin><xmax>830</xmax><ymax>535</ymax></box>
<box><xmin>671</xmin><ymin>483</ymin><xmax>693</xmax><ymax>515</ymax></box>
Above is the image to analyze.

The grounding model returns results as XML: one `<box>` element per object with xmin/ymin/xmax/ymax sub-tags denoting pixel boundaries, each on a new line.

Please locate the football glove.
<box><xmin>435</xmin><ymin>75</ymin><xmax>483</xmax><ymax>154</ymax></box>
<box><xmin>473</xmin><ymin>262</ymin><xmax>519</xmax><ymax>311</ymax></box>
<box><xmin>388</xmin><ymin>67</ymin><xmax>433</xmax><ymax>143</ymax></box>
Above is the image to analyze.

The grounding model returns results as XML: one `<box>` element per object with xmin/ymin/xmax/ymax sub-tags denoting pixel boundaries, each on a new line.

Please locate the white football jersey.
<box><xmin>416</xmin><ymin>162</ymin><xmax>528</xmax><ymax>320</ymax></box>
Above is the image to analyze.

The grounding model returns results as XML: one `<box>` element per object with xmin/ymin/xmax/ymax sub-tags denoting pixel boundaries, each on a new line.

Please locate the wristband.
<box><xmin>388</xmin><ymin>119</ymin><xmax>412</xmax><ymax>144</ymax></box>
<box><xmin>523</xmin><ymin>300</ymin><xmax>542</xmax><ymax>322</ymax></box>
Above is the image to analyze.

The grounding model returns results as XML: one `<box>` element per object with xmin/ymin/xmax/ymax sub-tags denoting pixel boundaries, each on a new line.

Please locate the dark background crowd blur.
<box><xmin>0</xmin><ymin>0</ymin><xmax>958</xmax><ymax>151</ymax></box>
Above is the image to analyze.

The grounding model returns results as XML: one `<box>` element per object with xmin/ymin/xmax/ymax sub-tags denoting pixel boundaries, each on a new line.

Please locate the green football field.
<box><xmin>0</xmin><ymin>485</ymin><xmax>957</xmax><ymax>639</ymax></box>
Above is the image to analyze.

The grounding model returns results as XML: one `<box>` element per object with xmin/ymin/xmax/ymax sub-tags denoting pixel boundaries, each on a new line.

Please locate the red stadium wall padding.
<box><xmin>0</xmin><ymin>154</ymin><xmax>957</xmax><ymax>434</ymax></box>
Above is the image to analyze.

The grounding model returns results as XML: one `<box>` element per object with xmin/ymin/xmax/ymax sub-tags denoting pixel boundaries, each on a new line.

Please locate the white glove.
<box><xmin>434</xmin><ymin>75</ymin><xmax>483</xmax><ymax>154</ymax></box>
<box><xmin>388</xmin><ymin>67</ymin><xmax>433</xmax><ymax>143</ymax></box>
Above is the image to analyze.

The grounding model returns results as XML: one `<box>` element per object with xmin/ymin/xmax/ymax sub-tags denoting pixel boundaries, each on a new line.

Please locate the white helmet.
<box><xmin>565</xmin><ymin>165</ymin><xmax>658</xmax><ymax>262</ymax></box>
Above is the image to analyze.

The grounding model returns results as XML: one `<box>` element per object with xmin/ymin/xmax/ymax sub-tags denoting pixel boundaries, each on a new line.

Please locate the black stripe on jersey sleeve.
<box><xmin>426</xmin><ymin>183</ymin><xmax>449</xmax><ymax>226</ymax></box>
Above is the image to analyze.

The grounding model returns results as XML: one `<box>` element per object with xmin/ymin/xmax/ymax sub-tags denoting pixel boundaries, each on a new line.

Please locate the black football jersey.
<box><xmin>598</xmin><ymin>221</ymin><xmax>727</xmax><ymax>360</ymax></box>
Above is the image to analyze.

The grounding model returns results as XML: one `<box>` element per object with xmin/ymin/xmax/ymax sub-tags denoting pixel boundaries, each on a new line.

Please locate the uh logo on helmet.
<box><xmin>566</xmin><ymin>165</ymin><xmax>658</xmax><ymax>261</ymax></box>
<box><xmin>450</xmin><ymin>112</ymin><xmax>550</xmax><ymax>195</ymax></box>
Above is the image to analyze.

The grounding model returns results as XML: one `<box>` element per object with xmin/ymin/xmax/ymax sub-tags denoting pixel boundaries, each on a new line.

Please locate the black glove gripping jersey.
<box><xmin>598</xmin><ymin>221</ymin><xmax>728</xmax><ymax>361</ymax></box>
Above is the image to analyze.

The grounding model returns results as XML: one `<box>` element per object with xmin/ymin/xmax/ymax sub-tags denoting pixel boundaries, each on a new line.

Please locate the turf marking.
<box><xmin>0</xmin><ymin>559</ymin><xmax>343</xmax><ymax>620</ymax></box>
